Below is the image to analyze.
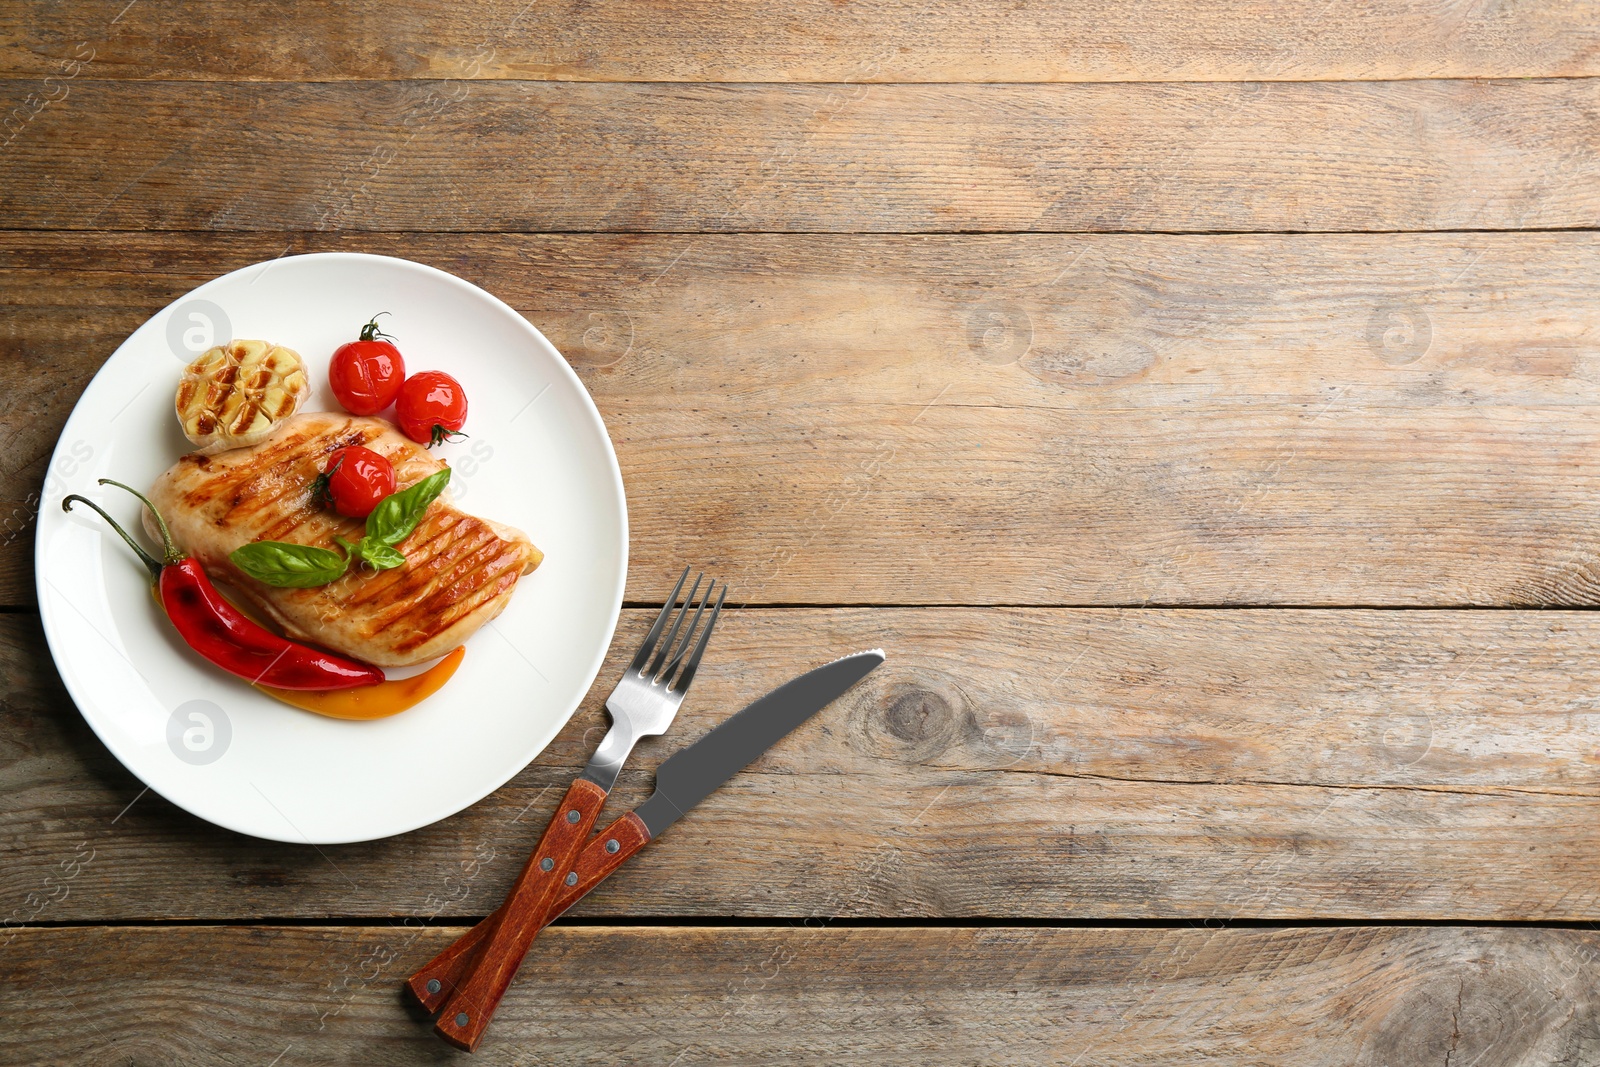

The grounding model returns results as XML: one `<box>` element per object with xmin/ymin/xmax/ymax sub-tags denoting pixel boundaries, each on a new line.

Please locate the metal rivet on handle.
<box><xmin>540</xmin><ymin>857</ymin><xmax>554</xmax><ymax>871</ymax></box>
<box><xmin>455</xmin><ymin>1012</ymin><xmax>470</xmax><ymax>1028</ymax></box>
<box><xmin>605</xmin><ymin>839</ymin><xmax>620</xmax><ymax>854</ymax></box>
<box><xmin>567</xmin><ymin>809</ymin><xmax>580</xmax><ymax>823</ymax></box>
<box><xmin>426</xmin><ymin>979</ymin><xmax>441</xmax><ymax>994</ymax></box>
<box><xmin>565</xmin><ymin>871</ymin><xmax>578</xmax><ymax>886</ymax></box>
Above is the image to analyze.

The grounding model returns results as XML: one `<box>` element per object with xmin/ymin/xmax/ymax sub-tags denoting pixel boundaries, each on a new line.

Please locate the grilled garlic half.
<box><xmin>176</xmin><ymin>339</ymin><xmax>310</xmax><ymax>454</ymax></box>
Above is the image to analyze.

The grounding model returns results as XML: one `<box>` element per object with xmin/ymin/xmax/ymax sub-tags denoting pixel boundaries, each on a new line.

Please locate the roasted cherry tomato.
<box><xmin>395</xmin><ymin>370</ymin><xmax>468</xmax><ymax>447</ymax></box>
<box><xmin>319</xmin><ymin>445</ymin><xmax>396</xmax><ymax>519</ymax></box>
<box><xmin>329</xmin><ymin>314</ymin><xmax>406</xmax><ymax>416</ymax></box>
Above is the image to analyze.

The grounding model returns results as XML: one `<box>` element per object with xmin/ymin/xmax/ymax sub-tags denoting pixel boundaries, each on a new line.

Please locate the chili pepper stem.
<box><xmin>61</xmin><ymin>494</ymin><xmax>163</xmax><ymax>582</ymax></box>
<box><xmin>98</xmin><ymin>479</ymin><xmax>183</xmax><ymax>565</ymax></box>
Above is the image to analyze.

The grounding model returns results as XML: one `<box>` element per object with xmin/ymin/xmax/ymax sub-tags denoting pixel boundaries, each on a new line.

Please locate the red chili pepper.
<box><xmin>63</xmin><ymin>480</ymin><xmax>384</xmax><ymax>691</ymax></box>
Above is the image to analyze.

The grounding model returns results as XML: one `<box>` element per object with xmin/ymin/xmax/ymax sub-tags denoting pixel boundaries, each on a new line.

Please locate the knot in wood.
<box><xmin>859</xmin><ymin>682</ymin><xmax>964</xmax><ymax>764</ymax></box>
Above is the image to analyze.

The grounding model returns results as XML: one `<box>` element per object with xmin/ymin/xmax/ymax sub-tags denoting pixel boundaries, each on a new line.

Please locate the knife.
<box><xmin>411</xmin><ymin>649</ymin><xmax>886</xmax><ymax>1048</ymax></box>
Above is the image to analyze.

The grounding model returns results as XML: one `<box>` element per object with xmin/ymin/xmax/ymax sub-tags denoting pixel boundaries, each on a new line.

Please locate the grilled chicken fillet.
<box><xmin>146</xmin><ymin>412</ymin><xmax>541</xmax><ymax>667</ymax></box>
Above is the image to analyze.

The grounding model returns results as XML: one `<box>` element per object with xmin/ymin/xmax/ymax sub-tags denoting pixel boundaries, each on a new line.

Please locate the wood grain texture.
<box><xmin>4</xmin><ymin>924</ymin><xmax>1599</xmax><ymax>1066</ymax></box>
<box><xmin>2</xmin><ymin>80</ymin><xmax>1598</xmax><ymax>233</ymax></box>
<box><xmin>6</xmin><ymin>606</ymin><xmax>1600</xmax><ymax>925</ymax></box>
<box><xmin>5</xmin><ymin>231</ymin><xmax>1600</xmax><ymax>607</ymax></box>
<box><xmin>5</xmin><ymin>0</ymin><xmax>1600</xmax><ymax>82</ymax></box>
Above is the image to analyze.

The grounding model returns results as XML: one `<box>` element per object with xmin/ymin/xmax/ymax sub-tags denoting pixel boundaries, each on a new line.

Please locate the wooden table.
<box><xmin>4</xmin><ymin>3</ymin><xmax>1600</xmax><ymax>1063</ymax></box>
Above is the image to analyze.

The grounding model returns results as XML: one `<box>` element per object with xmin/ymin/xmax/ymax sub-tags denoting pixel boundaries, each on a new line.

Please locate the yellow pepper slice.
<box><xmin>256</xmin><ymin>646</ymin><xmax>465</xmax><ymax>720</ymax></box>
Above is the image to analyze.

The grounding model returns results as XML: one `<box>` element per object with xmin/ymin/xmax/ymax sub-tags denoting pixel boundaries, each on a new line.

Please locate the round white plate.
<box><xmin>34</xmin><ymin>252</ymin><xmax>627</xmax><ymax>843</ymax></box>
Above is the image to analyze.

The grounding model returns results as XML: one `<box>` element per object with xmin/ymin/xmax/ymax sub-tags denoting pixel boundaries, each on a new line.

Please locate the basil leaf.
<box><xmin>230</xmin><ymin>540</ymin><xmax>350</xmax><ymax>588</ymax></box>
<box><xmin>364</xmin><ymin>468</ymin><xmax>451</xmax><ymax>548</ymax></box>
<box><xmin>334</xmin><ymin>534</ymin><xmax>406</xmax><ymax>572</ymax></box>
<box><xmin>358</xmin><ymin>541</ymin><xmax>406</xmax><ymax>570</ymax></box>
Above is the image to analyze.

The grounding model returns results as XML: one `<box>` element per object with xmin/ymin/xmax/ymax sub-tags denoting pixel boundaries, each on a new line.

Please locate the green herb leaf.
<box><xmin>362</xmin><ymin>543</ymin><xmax>407</xmax><ymax>569</ymax></box>
<box><xmin>230</xmin><ymin>540</ymin><xmax>350</xmax><ymax>588</ymax></box>
<box><xmin>339</xmin><ymin>535</ymin><xmax>405</xmax><ymax>571</ymax></box>
<box><xmin>364</xmin><ymin>468</ymin><xmax>450</xmax><ymax>549</ymax></box>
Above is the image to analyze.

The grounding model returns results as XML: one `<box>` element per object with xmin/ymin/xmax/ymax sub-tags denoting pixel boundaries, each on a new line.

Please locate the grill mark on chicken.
<box><xmin>242</xmin><ymin>483</ymin><xmax>318</xmax><ymax>531</ymax></box>
<box><xmin>258</xmin><ymin>505</ymin><xmax>353</xmax><ymax>547</ymax></box>
<box><xmin>341</xmin><ymin>511</ymin><xmax>473</xmax><ymax>610</ymax></box>
<box><xmin>399</xmin><ymin>526</ymin><xmax>507</xmax><ymax>634</ymax></box>
<box><xmin>408</xmin><ymin>542</ymin><xmax>526</xmax><ymax>648</ymax></box>
<box><xmin>354</xmin><ymin>514</ymin><xmax>508</xmax><ymax>636</ymax></box>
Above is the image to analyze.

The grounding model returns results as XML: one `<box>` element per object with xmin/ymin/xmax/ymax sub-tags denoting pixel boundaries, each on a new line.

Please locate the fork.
<box><xmin>426</xmin><ymin>567</ymin><xmax>726</xmax><ymax>1051</ymax></box>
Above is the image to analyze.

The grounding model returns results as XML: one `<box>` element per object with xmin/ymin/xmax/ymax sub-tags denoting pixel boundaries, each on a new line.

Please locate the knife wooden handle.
<box><xmin>432</xmin><ymin>777</ymin><xmax>609</xmax><ymax>1051</ymax></box>
<box><xmin>407</xmin><ymin>811</ymin><xmax>653</xmax><ymax>1014</ymax></box>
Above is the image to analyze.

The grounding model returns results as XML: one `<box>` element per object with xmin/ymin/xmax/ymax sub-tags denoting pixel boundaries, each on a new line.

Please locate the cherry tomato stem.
<box><xmin>358</xmin><ymin>313</ymin><xmax>395</xmax><ymax>342</ymax></box>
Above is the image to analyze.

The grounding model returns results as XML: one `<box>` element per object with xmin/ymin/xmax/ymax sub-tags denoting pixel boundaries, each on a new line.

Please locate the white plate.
<box><xmin>34</xmin><ymin>253</ymin><xmax>627</xmax><ymax>844</ymax></box>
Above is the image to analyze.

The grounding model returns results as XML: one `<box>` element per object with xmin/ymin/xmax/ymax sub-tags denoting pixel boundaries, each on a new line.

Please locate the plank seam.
<box><xmin>2</xmin><ymin>227</ymin><xmax>1599</xmax><ymax>239</ymax></box>
<box><xmin>6</xmin><ymin>917</ymin><xmax>1599</xmax><ymax>930</ymax></box>
<box><xmin>3</xmin><ymin>76</ymin><xmax>1600</xmax><ymax>86</ymax></box>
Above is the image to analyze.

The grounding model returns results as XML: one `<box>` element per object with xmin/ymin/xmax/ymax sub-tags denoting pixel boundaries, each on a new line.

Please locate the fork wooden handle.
<box><xmin>406</xmin><ymin>811</ymin><xmax>653</xmax><ymax>1013</ymax></box>
<box><xmin>431</xmin><ymin>777</ymin><xmax>609</xmax><ymax>1051</ymax></box>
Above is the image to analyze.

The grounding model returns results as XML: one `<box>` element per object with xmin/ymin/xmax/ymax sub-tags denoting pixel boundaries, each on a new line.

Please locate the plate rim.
<box><xmin>34</xmin><ymin>250</ymin><xmax>629</xmax><ymax>843</ymax></box>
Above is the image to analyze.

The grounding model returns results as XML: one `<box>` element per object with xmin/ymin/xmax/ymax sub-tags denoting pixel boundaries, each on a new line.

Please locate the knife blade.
<box><xmin>632</xmin><ymin>646</ymin><xmax>885</xmax><ymax>835</ymax></box>
<box><xmin>408</xmin><ymin>649</ymin><xmax>886</xmax><ymax>1023</ymax></box>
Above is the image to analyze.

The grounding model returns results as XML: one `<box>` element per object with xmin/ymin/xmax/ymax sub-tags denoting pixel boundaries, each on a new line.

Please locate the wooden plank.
<box><xmin>5</xmin><ymin>0</ymin><xmax>1599</xmax><ymax>83</ymax></box>
<box><xmin>6</xmin><ymin>606</ymin><xmax>1600</xmax><ymax>924</ymax></box>
<box><xmin>2</xmin><ymin>80</ymin><xmax>1597</xmax><ymax>233</ymax></box>
<box><xmin>3</xmin><ymin>924</ymin><xmax>1597</xmax><ymax>1065</ymax></box>
<box><xmin>5</xmin><ymin>231</ymin><xmax>1600</xmax><ymax>608</ymax></box>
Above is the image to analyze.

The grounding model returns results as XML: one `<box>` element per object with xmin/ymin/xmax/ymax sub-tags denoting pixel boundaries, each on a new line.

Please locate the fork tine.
<box><xmin>668</xmin><ymin>584</ymin><xmax>725</xmax><ymax>694</ymax></box>
<box><xmin>647</xmin><ymin>572</ymin><xmax>704</xmax><ymax>678</ymax></box>
<box><xmin>660</xmin><ymin>579</ymin><xmax>716</xmax><ymax>683</ymax></box>
<box><xmin>629</xmin><ymin>566</ymin><xmax>691</xmax><ymax>674</ymax></box>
